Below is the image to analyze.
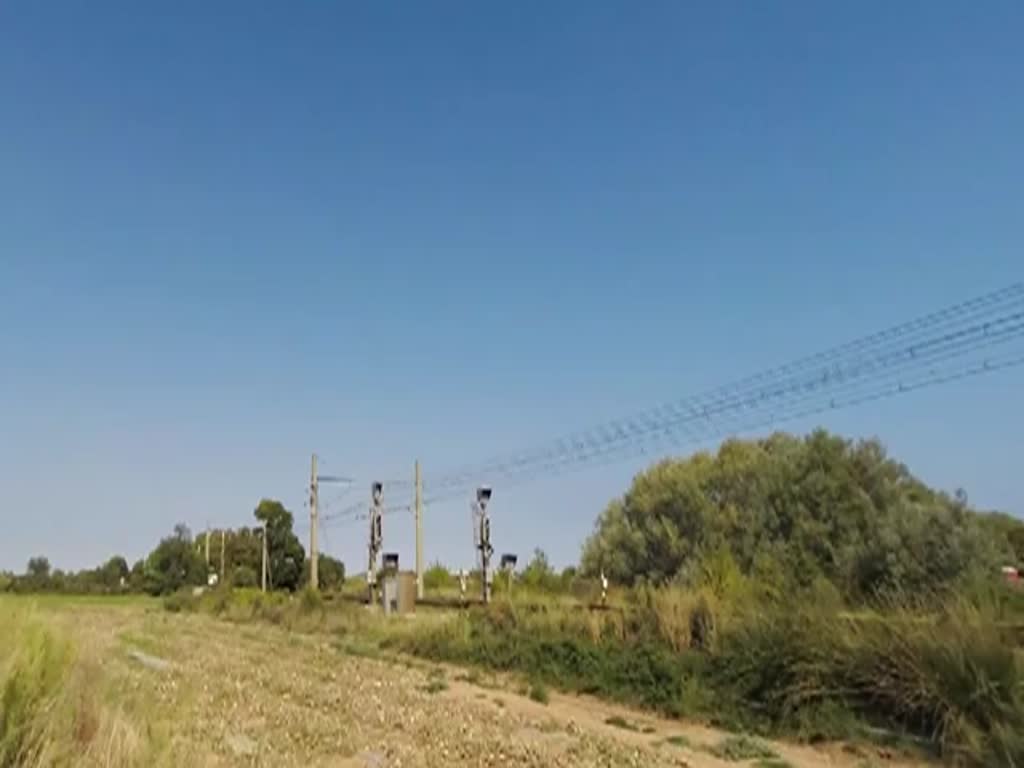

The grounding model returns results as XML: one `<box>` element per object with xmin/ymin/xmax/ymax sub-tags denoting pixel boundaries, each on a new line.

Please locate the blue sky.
<box><xmin>1</xmin><ymin>2</ymin><xmax>1022</xmax><ymax>573</ymax></box>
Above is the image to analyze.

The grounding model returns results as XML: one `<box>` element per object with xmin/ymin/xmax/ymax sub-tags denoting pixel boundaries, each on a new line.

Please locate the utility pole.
<box><xmin>309</xmin><ymin>453</ymin><xmax>319</xmax><ymax>591</ymax></box>
<box><xmin>415</xmin><ymin>460</ymin><xmax>424</xmax><ymax>600</ymax></box>
<box><xmin>261</xmin><ymin>525</ymin><xmax>268</xmax><ymax>593</ymax></box>
<box><xmin>205</xmin><ymin>522</ymin><xmax>211</xmax><ymax>566</ymax></box>
<box><xmin>220</xmin><ymin>529</ymin><xmax>226</xmax><ymax>584</ymax></box>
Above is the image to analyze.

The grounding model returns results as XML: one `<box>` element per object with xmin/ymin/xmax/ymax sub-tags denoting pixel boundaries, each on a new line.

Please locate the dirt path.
<box><xmin>52</xmin><ymin>602</ymin><xmax>927</xmax><ymax>768</ymax></box>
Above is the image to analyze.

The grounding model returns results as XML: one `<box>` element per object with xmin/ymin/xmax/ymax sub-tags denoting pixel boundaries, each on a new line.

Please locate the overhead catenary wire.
<box><xmin>427</xmin><ymin>334</ymin><xmax>1024</xmax><ymax>501</ymax></box>
<box><xmin>320</xmin><ymin>504</ymin><xmax>412</xmax><ymax>531</ymax></box>
<box><xmin>428</xmin><ymin>283</ymin><xmax>1024</xmax><ymax>492</ymax></box>
<box><xmin>489</xmin><ymin>310</ymin><xmax>1024</xmax><ymax>486</ymax></box>
<box><xmin>320</xmin><ymin>493</ymin><xmax>414</xmax><ymax>524</ymax></box>
<box><xmin>423</xmin><ymin>284</ymin><xmax>1024</xmax><ymax>505</ymax></box>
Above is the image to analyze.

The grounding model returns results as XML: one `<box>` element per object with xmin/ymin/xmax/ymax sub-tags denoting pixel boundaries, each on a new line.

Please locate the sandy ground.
<box><xmin>47</xmin><ymin>602</ymin><xmax>928</xmax><ymax>768</ymax></box>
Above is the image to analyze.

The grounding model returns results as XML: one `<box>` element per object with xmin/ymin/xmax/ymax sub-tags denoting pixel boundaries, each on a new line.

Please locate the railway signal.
<box><xmin>368</xmin><ymin>481</ymin><xmax>384</xmax><ymax>603</ymax></box>
<box><xmin>473</xmin><ymin>486</ymin><xmax>494</xmax><ymax>603</ymax></box>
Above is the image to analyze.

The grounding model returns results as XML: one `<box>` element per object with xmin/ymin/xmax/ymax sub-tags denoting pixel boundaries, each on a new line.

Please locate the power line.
<box><xmin>320</xmin><ymin>504</ymin><xmax>411</xmax><ymax>531</ymax></box>
<box><xmin>430</xmin><ymin>285</ymin><xmax>1018</xmax><ymax>490</ymax></box>
<box><xmin>423</xmin><ymin>284</ymin><xmax>1024</xmax><ymax>504</ymax></box>
<box><xmin>496</xmin><ymin>310</ymin><xmax>1024</xmax><ymax>484</ymax></box>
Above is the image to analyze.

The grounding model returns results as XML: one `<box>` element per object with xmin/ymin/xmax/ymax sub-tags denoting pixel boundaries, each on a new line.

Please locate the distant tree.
<box><xmin>225</xmin><ymin>527</ymin><xmax>262</xmax><ymax>578</ymax></box>
<box><xmin>22</xmin><ymin>556</ymin><xmax>52</xmax><ymax>591</ymax></box>
<box><xmin>50</xmin><ymin>569</ymin><xmax>69</xmax><ymax>593</ymax></box>
<box><xmin>254</xmin><ymin>500</ymin><xmax>305</xmax><ymax>591</ymax></box>
<box><xmin>318</xmin><ymin>555</ymin><xmax>345</xmax><ymax>591</ymax></box>
<box><xmin>143</xmin><ymin>524</ymin><xmax>206</xmax><ymax>595</ymax></box>
<box><xmin>99</xmin><ymin>555</ymin><xmax>130</xmax><ymax>590</ymax></box>
<box><xmin>129</xmin><ymin>559</ymin><xmax>146</xmax><ymax>591</ymax></box>
<box><xmin>27</xmin><ymin>556</ymin><xmax>51</xmax><ymax>579</ymax></box>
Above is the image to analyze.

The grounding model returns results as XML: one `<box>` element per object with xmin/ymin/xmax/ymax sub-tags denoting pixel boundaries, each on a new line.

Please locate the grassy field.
<box><xmin>3</xmin><ymin>593</ymin><xmax>922</xmax><ymax>768</ymax></box>
<box><xmin>158</xmin><ymin>583</ymin><xmax>1024</xmax><ymax>767</ymax></box>
<box><xmin>4</xmin><ymin>587</ymin><xmax>1021</xmax><ymax>767</ymax></box>
<box><xmin>0</xmin><ymin>593</ymin><xmax>950</xmax><ymax>768</ymax></box>
<box><xmin>0</xmin><ymin>596</ymin><xmax>180</xmax><ymax>767</ymax></box>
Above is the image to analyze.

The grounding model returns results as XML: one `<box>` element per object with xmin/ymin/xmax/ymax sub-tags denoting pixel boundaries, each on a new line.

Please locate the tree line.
<box><xmin>5</xmin><ymin>429</ymin><xmax>1021</xmax><ymax>601</ymax></box>
<box><xmin>2</xmin><ymin>498</ymin><xmax>344</xmax><ymax>596</ymax></box>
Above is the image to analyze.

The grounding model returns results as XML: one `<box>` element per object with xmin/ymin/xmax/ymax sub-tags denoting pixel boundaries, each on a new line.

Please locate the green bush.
<box><xmin>709</xmin><ymin>592</ymin><xmax>1024</xmax><ymax>766</ymax></box>
<box><xmin>232</xmin><ymin>565</ymin><xmax>258</xmax><ymax>589</ymax></box>
<box><xmin>396</xmin><ymin>606</ymin><xmax>706</xmax><ymax>717</ymax></box>
<box><xmin>423</xmin><ymin>563</ymin><xmax>453</xmax><ymax>592</ymax></box>
<box><xmin>161</xmin><ymin>590</ymin><xmax>195</xmax><ymax>614</ymax></box>
<box><xmin>528</xmin><ymin>680</ymin><xmax>549</xmax><ymax>704</ymax></box>
<box><xmin>707</xmin><ymin>734</ymin><xmax>777</xmax><ymax>761</ymax></box>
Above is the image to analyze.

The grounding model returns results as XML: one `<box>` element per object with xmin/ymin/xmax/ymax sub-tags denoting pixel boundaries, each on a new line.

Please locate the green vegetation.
<box><xmin>254</xmin><ymin>500</ymin><xmax>306</xmax><ymax>592</ymax></box>
<box><xmin>706</xmin><ymin>734</ymin><xmax>777</xmax><ymax>761</ymax></box>
<box><xmin>528</xmin><ymin>680</ymin><xmax>550</xmax><ymax>704</ymax></box>
<box><xmin>582</xmin><ymin>431</ymin><xmax>1016</xmax><ymax>600</ymax></box>
<box><xmin>421</xmin><ymin>679</ymin><xmax>448</xmax><ymax>694</ymax></box>
<box><xmin>604</xmin><ymin>715</ymin><xmax>637</xmax><ymax>731</ymax></box>
<box><xmin>0</xmin><ymin>601</ymin><xmax>163</xmax><ymax>766</ymax></box>
<box><xmin>421</xmin><ymin>666</ymin><xmax>448</xmax><ymax>694</ymax></box>
<box><xmin>0</xmin><ymin>610</ymin><xmax>73</xmax><ymax>765</ymax></box>
<box><xmin>139</xmin><ymin>525</ymin><xmax>207</xmax><ymax>596</ymax></box>
<box><xmin>664</xmin><ymin>734</ymin><xmax>692</xmax><ymax>748</ymax></box>
<box><xmin>423</xmin><ymin>562</ymin><xmax>455</xmax><ymax>591</ymax></box>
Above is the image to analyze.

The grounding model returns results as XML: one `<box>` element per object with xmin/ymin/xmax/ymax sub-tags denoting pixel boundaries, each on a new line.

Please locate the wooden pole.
<box><xmin>415</xmin><ymin>460</ymin><xmax>424</xmax><ymax>600</ymax></box>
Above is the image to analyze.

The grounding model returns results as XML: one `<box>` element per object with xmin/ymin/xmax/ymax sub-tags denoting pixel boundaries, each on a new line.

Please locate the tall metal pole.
<box><xmin>415</xmin><ymin>460</ymin><xmax>424</xmax><ymax>600</ymax></box>
<box><xmin>261</xmin><ymin>525</ymin><xmax>268</xmax><ymax>592</ymax></box>
<box><xmin>219</xmin><ymin>529</ymin><xmax>226</xmax><ymax>585</ymax></box>
<box><xmin>310</xmin><ymin>453</ymin><xmax>319</xmax><ymax>591</ymax></box>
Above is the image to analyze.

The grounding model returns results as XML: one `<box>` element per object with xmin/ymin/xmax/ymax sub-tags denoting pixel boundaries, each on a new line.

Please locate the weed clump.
<box><xmin>528</xmin><ymin>681</ymin><xmax>549</xmax><ymax>705</ymax></box>
<box><xmin>706</xmin><ymin>734</ymin><xmax>777</xmax><ymax>761</ymax></box>
<box><xmin>604</xmin><ymin>715</ymin><xmax>637</xmax><ymax>731</ymax></box>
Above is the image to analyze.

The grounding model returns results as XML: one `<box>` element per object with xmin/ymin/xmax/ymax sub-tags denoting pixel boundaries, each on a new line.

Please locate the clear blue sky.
<box><xmin>1</xmin><ymin>2</ymin><xmax>1021</xmax><ymax>574</ymax></box>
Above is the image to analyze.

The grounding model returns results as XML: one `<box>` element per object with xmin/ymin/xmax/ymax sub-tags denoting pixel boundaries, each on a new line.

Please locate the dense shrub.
<box><xmin>710</xmin><ymin>591</ymin><xmax>1024</xmax><ymax>765</ymax></box>
<box><xmin>582</xmin><ymin>432</ymin><xmax>1015</xmax><ymax>601</ymax></box>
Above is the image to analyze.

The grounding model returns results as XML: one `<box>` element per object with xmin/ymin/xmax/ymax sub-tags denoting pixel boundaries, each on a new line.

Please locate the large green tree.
<box><xmin>254</xmin><ymin>499</ymin><xmax>305</xmax><ymax>591</ymax></box>
<box><xmin>581</xmin><ymin>430</ymin><xmax>1012</xmax><ymax>599</ymax></box>
<box><xmin>143</xmin><ymin>524</ymin><xmax>207</xmax><ymax>595</ymax></box>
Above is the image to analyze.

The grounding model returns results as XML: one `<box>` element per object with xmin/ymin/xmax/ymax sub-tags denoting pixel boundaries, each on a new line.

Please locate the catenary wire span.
<box><xmin>421</xmin><ymin>284</ymin><xmax>1024</xmax><ymax>505</ymax></box>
